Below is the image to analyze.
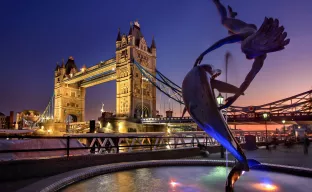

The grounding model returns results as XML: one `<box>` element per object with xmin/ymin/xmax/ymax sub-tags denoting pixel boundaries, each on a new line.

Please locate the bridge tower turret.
<box><xmin>54</xmin><ymin>57</ymin><xmax>85</xmax><ymax>125</ymax></box>
<box><xmin>115</xmin><ymin>20</ymin><xmax>157</xmax><ymax>118</ymax></box>
<box><xmin>116</xmin><ymin>28</ymin><xmax>122</xmax><ymax>49</ymax></box>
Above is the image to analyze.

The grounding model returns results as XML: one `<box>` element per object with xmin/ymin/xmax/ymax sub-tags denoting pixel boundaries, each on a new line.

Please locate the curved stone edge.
<box><xmin>19</xmin><ymin>159</ymin><xmax>312</xmax><ymax>192</ymax></box>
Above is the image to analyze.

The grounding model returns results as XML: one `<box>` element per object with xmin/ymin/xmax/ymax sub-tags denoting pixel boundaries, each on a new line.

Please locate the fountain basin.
<box><xmin>20</xmin><ymin>160</ymin><xmax>312</xmax><ymax>192</ymax></box>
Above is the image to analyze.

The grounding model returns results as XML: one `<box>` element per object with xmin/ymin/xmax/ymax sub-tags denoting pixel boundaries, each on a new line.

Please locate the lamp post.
<box><xmin>217</xmin><ymin>93</ymin><xmax>225</xmax><ymax>158</ymax></box>
<box><xmin>217</xmin><ymin>93</ymin><xmax>224</xmax><ymax>106</ymax></box>
<box><xmin>282</xmin><ymin>120</ymin><xmax>286</xmax><ymax>138</ymax></box>
<box><xmin>263</xmin><ymin>113</ymin><xmax>269</xmax><ymax>150</ymax></box>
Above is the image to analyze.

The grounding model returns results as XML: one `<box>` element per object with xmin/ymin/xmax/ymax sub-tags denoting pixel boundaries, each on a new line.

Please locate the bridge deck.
<box><xmin>63</xmin><ymin>59</ymin><xmax>116</xmax><ymax>84</ymax></box>
<box><xmin>81</xmin><ymin>72</ymin><xmax>116</xmax><ymax>88</ymax></box>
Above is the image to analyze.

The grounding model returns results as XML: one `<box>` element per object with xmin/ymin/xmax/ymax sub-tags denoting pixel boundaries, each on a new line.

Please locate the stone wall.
<box><xmin>0</xmin><ymin>148</ymin><xmax>200</xmax><ymax>181</ymax></box>
<box><xmin>0</xmin><ymin>142</ymin><xmax>271</xmax><ymax>182</ymax></box>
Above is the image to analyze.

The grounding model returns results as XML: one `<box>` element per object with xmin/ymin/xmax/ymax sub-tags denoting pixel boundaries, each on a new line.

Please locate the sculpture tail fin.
<box><xmin>227</xmin><ymin>5</ymin><xmax>238</xmax><ymax>18</ymax></box>
<box><xmin>247</xmin><ymin>159</ymin><xmax>261</xmax><ymax>167</ymax></box>
<box><xmin>226</xmin><ymin>159</ymin><xmax>261</xmax><ymax>191</ymax></box>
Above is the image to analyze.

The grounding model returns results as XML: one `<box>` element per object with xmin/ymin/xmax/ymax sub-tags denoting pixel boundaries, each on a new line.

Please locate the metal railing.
<box><xmin>0</xmin><ymin>132</ymin><xmax>285</xmax><ymax>160</ymax></box>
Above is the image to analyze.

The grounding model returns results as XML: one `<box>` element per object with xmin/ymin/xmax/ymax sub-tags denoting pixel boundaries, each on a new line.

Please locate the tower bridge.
<box><xmin>53</xmin><ymin>21</ymin><xmax>157</xmax><ymax>130</ymax></box>
<box><xmin>22</xmin><ymin>20</ymin><xmax>312</xmax><ymax>134</ymax></box>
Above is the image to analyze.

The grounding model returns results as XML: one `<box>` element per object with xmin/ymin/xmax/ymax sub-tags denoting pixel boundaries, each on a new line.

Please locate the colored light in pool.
<box><xmin>253</xmin><ymin>183</ymin><xmax>278</xmax><ymax>191</ymax></box>
<box><xmin>170</xmin><ymin>181</ymin><xmax>179</xmax><ymax>187</ymax></box>
<box><xmin>263</xmin><ymin>183</ymin><xmax>277</xmax><ymax>190</ymax></box>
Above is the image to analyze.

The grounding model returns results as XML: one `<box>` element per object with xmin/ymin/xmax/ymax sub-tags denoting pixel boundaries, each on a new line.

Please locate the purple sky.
<box><xmin>0</xmin><ymin>0</ymin><xmax>311</xmax><ymax>120</ymax></box>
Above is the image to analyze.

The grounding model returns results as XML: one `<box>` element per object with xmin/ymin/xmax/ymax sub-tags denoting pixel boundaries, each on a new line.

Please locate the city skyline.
<box><xmin>0</xmin><ymin>0</ymin><xmax>312</xmax><ymax>124</ymax></box>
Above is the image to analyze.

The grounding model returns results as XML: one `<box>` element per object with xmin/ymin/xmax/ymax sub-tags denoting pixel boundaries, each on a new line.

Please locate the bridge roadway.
<box><xmin>63</xmin><ymin>58</ymin><xmax>117</xmax><ymax>87</ymax></box>
<box><xmin>141</xmin><ymin>112</ymin><xmax>312</xmax><ymax>125</ymax></box>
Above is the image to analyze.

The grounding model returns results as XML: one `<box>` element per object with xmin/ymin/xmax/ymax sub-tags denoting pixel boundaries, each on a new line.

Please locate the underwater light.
<box><xmin>170</xmin><ymin>181</ymin><xmax>179</xmax><ymax>187</ymax></box>
<box><xmin>253</xmin><ymin>182</ymin><xmax>278</xmax><ymax>191</ymax></box>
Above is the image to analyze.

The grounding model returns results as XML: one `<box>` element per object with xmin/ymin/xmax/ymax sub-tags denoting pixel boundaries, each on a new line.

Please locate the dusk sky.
<box><xmin>0</xmin><ymin>0</ymin><xmax>311</xmax><ymax>122</ymax></box>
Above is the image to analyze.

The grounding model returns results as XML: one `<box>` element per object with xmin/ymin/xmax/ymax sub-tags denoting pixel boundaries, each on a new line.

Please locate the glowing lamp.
<box><xmin>282</xmin><ymin>120</ymin><xmax>286</xmax><ymax>124</ymax></box>
<box><xmin>253</xmin><ymin>183</ymin><xmax>278</xmax><ymax>191</ymax></box>
<box><xmin>170</xmin><ymin>181</ymin><xmax>178</xmax><ymax>187</ymax></box>
<box><xmin>217</xmin><ymin>93</ymin><xmax>224</xmax><ymax>105</ymax></box>
<box><xmin>263</xmin><ymin>113</ymin><xmax>268</xmax><ymax>119</ymax></box>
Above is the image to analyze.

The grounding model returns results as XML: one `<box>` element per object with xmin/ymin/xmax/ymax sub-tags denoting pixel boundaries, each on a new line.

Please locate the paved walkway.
<box><xmin>194</xmin><ymin>145</ymin><xmax>312</xmax><ymax>168</ymax></box>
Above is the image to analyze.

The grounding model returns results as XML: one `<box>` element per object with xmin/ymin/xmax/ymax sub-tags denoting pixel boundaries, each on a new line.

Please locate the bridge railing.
<box><xmin>141</xmin><ymin>117</ymin><xmax>193</xmax><ymax>123</ymax></box>
<box><xmin>141</xmin><ymin>111</ymin><xmax>312</xmax><ymax>123</ymax></box>
<box><xmin>0</xmin><ymin>131</ymin><xmax>287</xmax><ymax>161</ymax></box>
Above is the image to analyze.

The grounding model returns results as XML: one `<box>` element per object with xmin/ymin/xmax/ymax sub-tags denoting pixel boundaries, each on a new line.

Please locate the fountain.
<box><xmin>22</xmin><ymin>159</ymin><xmax>310</xmax><ymax>192</ymax></box>
<box><xmin>59</xmin><ymin>162</ymin><xmax>311</xmax><ymax>192</ymax></box>
<box><xmin>18</xmin><ymin>1</ymin><xmax>311</xmax><ymax>192</ymax></box>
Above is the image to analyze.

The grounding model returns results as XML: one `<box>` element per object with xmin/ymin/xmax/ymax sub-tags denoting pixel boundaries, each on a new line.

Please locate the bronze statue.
<box><xmin>193</xmin><ymin>0</ymin><xmax>290</xmax><ymax>109</ymax></box>
<box><xmin>181</xmin><ymin>1</ymin><xmax>291</xmax><ymax>191</ymax></box>
<box><xmin>182</xmin><ymin>62</ymin><xmax>260</xmax><ymax>192</ymax></box>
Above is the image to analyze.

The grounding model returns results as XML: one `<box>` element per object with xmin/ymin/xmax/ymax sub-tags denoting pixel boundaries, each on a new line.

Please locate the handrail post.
<box><xmin>66</xmin><ymin>136</ymin><xmax>70</xmax><ymax>159</ymax></box>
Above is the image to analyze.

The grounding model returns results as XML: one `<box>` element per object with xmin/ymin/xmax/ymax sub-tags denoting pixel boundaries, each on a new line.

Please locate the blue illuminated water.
<box><xmin>61</xmin><ymin>166</ymin><xmax>311</xmax><ymax>192</ymax></box>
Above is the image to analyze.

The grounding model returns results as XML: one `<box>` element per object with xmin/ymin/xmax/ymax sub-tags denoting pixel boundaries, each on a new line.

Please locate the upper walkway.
<box><xmin>141</xmin><ymin>111</ymin><xmax>312</xmax><ymax>125</ymax></box>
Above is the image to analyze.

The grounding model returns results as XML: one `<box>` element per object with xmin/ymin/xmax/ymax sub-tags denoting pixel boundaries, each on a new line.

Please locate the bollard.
<box><xmin>66</xmin><ymin>136</ymin><xmax>70</xmax><ymax>159</ymax></box>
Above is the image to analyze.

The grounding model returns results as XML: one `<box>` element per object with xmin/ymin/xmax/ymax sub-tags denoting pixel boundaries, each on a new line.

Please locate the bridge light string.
<box><xmin>133</xmin><ymin>60</ymin><xmax>185</xmax><ymax>118</ymax></box>
<box><xmin>22</xmin><ymin>93</ymin><xmax>55</xmax><ymax>128</ymax></box>
<box><xmin>133</xmin><ymin>60</ymin><xmax>184</xmax><ymax>105</ymax></box>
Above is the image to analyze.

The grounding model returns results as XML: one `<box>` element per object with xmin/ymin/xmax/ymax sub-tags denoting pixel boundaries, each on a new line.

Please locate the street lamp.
<box><xmin>216</xmin><ymin>93</ymin><xmax>225</xmax><ymax>158</ymax></box>
<box><xmin>263</xmin><ymin>113</ymin><xmax>269</xmax><ymax>150</ymax></box>
<box><xmin>282</xmin><ymin>120</ymin><xmax>286</xmax><ymax>136</ymax></box>
<box><xmin>217</xmin><ymin>93</ymin><xmax>224</xmax><ymax>106</ymax></box>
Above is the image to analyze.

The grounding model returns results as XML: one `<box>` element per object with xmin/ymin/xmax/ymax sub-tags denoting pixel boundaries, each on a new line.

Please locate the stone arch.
<box><xmin>134</xmin><ymin>104</ymin><xmax>150</xmax><ymax>118</ymax></box>
<box><xmin>65</xmin><ymin>114</ymin><xmax>78</xmax><ymax>124</ymax></box>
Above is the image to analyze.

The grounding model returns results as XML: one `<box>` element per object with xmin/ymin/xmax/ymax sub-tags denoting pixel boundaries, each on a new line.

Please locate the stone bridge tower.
<box><xmin>54</xmin><ymin>57</ymin><xmax>86</xmax><ymax>124</ymax></box>
<box><xmin>115</xmin><ymin>21</ymin><xmax>157</xmax><ymax>118</ymax></box>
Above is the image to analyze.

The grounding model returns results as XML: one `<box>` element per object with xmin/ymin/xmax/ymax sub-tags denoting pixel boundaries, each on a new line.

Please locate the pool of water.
<box><xmin>61</xmin><ymin>166</ymin><xmax>311</xmax><ymax>192</ymax></box>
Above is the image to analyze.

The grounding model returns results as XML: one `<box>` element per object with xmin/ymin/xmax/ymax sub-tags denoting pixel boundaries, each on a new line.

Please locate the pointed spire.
<box><xmin>61</xmin><ymin>59</ymin><xmax>65</xmax><ymax>68</ymax></box>
<box><xmin>128</xmin><ymin>22</ymin><xmax>133</xmax><ymax>35</ymax></box>
<box><xmin>101</xmin><ymin>103</ymin><xmax>105</xmax><ymax>113</ymax></box>
<box><xmin>55</xmin><ymin>62</ymin><xmax>60</xmax><ymax>71</ymax></box>
<box><xmin>116</xmin><ymin>28</ymin><xmax>121</xmax><ymax>41</ymax></box>
<box><xmin>151</xmin><ymin>35</ymin><xmax>156</xmax><ymax>49</ymax></box>
<box><xmin>65</xmin><ymin>56</ymin><xmax>78</xmax><ymax>75</ymax></box>
<box><xmin>134</xmin><ymin>19</ymin><xmax>140</xmax><ymax>28</ymax></box>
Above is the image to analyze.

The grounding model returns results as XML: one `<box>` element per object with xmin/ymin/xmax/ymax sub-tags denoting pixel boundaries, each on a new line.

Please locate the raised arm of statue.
<box><xmin>219</xmin><ymin>54</ymin><xmax>267</xmax><ymax>109</ymax></box>
<box><xmin>193</xmin><ymin>33</ymin><xmax>249</xmax><ymax>67</ymax></box>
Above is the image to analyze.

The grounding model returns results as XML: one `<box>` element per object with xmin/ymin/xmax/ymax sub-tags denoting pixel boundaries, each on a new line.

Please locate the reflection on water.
<box><xmin>61</xmin><ymin>166</ymin><xmax>311</xmax><ymax>192</ymax></box>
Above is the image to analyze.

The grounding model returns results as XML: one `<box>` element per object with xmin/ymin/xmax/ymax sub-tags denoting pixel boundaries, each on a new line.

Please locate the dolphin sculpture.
<box><xmin>182</xmin><ymin>64</ymin><xmax>260</xmax><ymax>191</ymax></box>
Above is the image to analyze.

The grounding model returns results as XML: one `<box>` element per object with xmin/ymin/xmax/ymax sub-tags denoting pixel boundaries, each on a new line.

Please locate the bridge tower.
<box><xmin>115</xmin><ymin>21</ymin><xmax>157</xmax><ymax>118</ymax></box>
<box><xmin>54</xmin><ymin>57</ymin><xmax>86</xmax><ymax>124</ymax></box>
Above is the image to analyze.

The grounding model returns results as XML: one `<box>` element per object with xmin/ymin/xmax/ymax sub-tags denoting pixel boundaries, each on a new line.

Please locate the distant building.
<box><xmin>98</xmin><ymin>111</ymin><xmax>114</xmax><ymax>128</ymax></box>
<box><xmin>0</xmin><ymin>112</ymin><xmax>5</xmax><ymax>128</ymax></box>
<box><xmin>16</xmin><ymin>110</ymin><xmax>40</xmax><ymax>129</ymax></box>
<box><xmin>0</xmin><ymin>111</ymin><xmax>14</xmax><ymax>129</ymax></box>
